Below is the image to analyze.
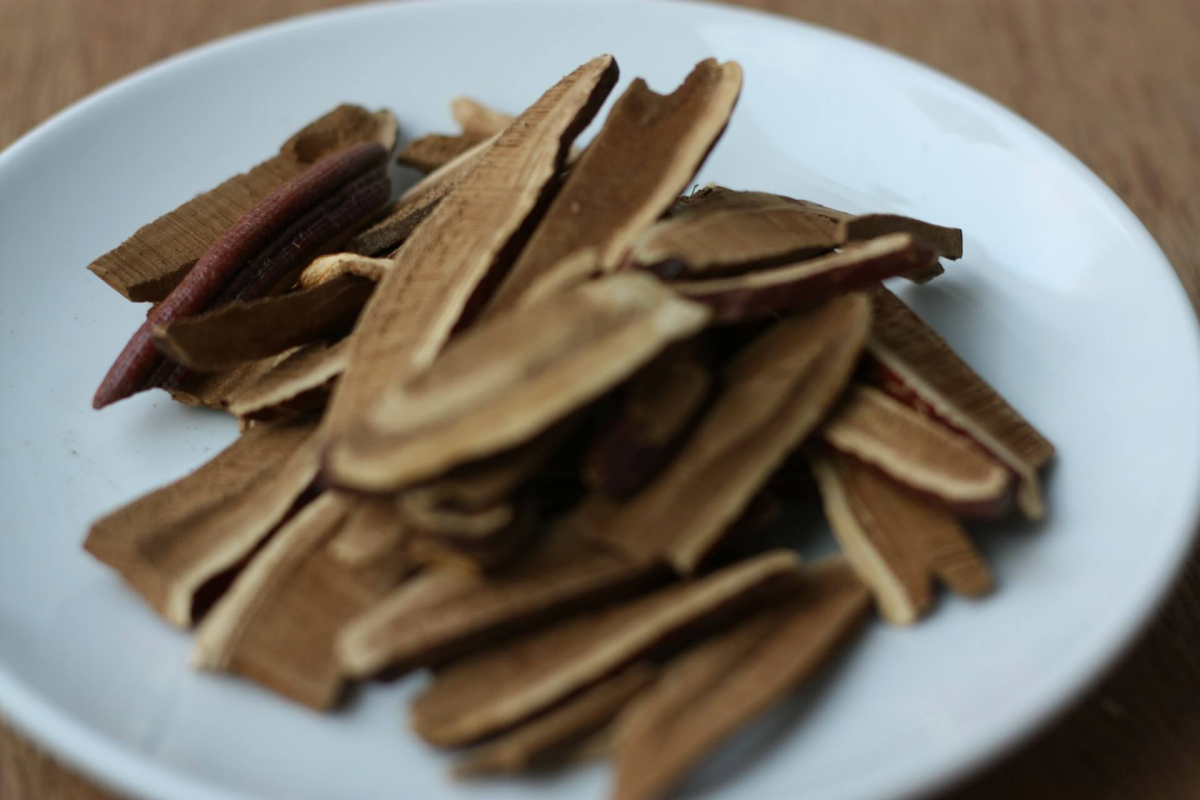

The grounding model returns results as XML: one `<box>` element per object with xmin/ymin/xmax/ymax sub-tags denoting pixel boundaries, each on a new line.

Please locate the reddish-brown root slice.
<box><xmin>811</xmin><ymin>451</ymin><xmax>992</xmax><ymax>625</ymax></box>
<box><xmin>88</xmin><ymin>105</ymin><xmax>395</xmax><ymax>302</ymax></box>
<box><xmin>193</xmin><ymin>492</ymin><xmax>412</xmax><ymax>710</ymax></box>
<box><xmin>152</xmin><ymin>275</ymin><xmax>373</xmax><ymax>372</ymax></box>
<box><xmin>410</xmin><ymin>550</ymin><xmax>802</xmax><ymax>747</ymax></box>
<box><xmin>867</xmin><ymin>285</ymin><xmax>1054</xmax><ymax>519</ymax></box>
<box><xmin>93</xmin><ymin>142</ymin><xmax>390</xmax><ymax>409</ymax></box>
<box><xmin>821</xmin><ymin>384</ymin><xmax>1013</xmax><ymax>518</ymax></box>
<box><xmin>583</xmin><ymin>348</ymin><xmax>714</xmax><ymax>498</ymax></box>
<box><xmin>611</xmin><ymin>557</ymin><xmax>870</xmax><ymax>800</ymax></box>
<box><xmin>325</xmin><ymin>274</ymin><xmax>709</xmax><ymax>493</ymax></box>
<box><xmin>670</xmin><ymin>233</ymin><xmax>934</xmax><ymax>323</ymax></box>
<box><xmin>454</xmin><ymin>664</ymin><xmax>656</xmax><ymax>777</ymax></box>
<box><xmin>592</xmin><ymin>293</ymin><xmax>871</xmax><ymax>574</ymax></box>
<box><xmin>83</xmin><ymin>419</ymin><xmax>319</xmax><ymax>626</ymax></box>
<box><xmin>320</xmin><ymin>55</ymin><xmax>620</xmax><ymax>437</ymax></box>
<box><xmin>297</xmin><ymin>253</ymin><xmax>393</xmax><ymax>289</ymax></box>
<box><xmin>480</xmin><ymin>58</ymin><xmax>743</xmax><ymax>317</ymax></box>
<box><xmin>338</xmin><ymin>532</ymin><xmax>664</xmax><ymax>678</ymax></box>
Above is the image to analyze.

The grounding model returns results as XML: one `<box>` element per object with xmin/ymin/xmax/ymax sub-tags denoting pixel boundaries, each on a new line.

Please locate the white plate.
<box><xmin>2</xmin><ymin>1</ymin><xmax>1198</xmax><ymax>799</ymax></box>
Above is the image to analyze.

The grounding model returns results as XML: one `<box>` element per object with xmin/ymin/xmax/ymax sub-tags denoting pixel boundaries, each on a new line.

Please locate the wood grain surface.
<box><xmin>2</xmin><ymin>1</ymin><xmax>1198</xmax><ymax>798</ymax></box>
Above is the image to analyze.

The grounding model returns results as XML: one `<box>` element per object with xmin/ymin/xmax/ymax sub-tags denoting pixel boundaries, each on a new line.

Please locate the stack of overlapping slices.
<box><xmin>83</xmin><ymin>54</ymin><xmax>1053</xmax><ymax>800</ymax></box>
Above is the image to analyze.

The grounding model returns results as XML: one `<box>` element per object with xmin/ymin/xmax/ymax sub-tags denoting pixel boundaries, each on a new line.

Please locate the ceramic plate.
<box><xmin>2</xmin><ymin>1</ymin><xmax>1198</xmax><ymax>799</ymax></box>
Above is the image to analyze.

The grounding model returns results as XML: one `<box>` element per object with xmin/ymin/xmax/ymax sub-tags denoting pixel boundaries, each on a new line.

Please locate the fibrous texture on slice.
<box><xmin>481</xmin><ymin>58</ymin><xmax>743</xmax><ymax>317</ymax></box>
<box><xmin>583</xmin><ymin>348</ymin><xmax>714</xmax><ymax>498</ymax></box>
<box><xmin>88</xmin><ymin>105</ymin><xmax>396</xmax><ymax>302</ymax></box>
<box><xmin>225</xmin><ymin>339</ymin><xmax>349</xmax><ymax>420</ymax></box>
<box><xmin>410</xmin><ymin>550</ymin><xmax>802</xmax><ymax>747</ymax></box>
<box><xmin>611</xmin><ymin>558</ymin><xmax>870</xmax><ymax>800</ymax></box>
<box><xmin>671</xmin><ymin>233</ymin><xmax>934</xmax><ymax>323</ymax></box>
<box><xmin>455</xmin><ymin>664</ymin><xmax>656</xmax><ymax>777</ymax></box>
<box><xmin>193</xmin><ymin>492</ymin><xmax>411</xmax><ymax>709</ymax></box>
<box><xmin>321</xmin><ymin>55</ymin><xmax>620</xmax><ymax>436</ymax></box>
<box><xmin>811</xmin><ymin>451</ymin><xmax>993</xmax><ymax>625</ymax></box>
<box><xmin>867</xmin><ymin>285</ymin><xmax>1054</xmax><ymax>518</ymax></box>
<box><xmin>594</xmin><ymin>293</ymin><xmax>871</xmax><ymax>573</ymax></box>
<box><xmin>451</xmin><ymin>97</ymin><xmax>516</xmax><ymax>139</ymax></box>
<box><xmin>398</xmin><ymin>98</ymin><xmax>514</xmax><ymax>173</ymax></box>
<box><xmin>821</xmin><ymin>384</ymin><xmax>1012</xmax><ymax>517</ymax></box>
<box><xmin>297</xmin><ymin>253</ymin><xmax>393</xmax><ymax>289</ymax></box>
<box><xmin>153</xmin><ymin>275</ymin><xmax>373</xmax><ymax>371</ymax></box>
<box><xmin>339</xmin><ymin>533</ymin><xmax>663</xmax><ymax>678</ymax></box>
<box><xmin>325</xmin><ymin>274</ymin><xmax>709</xmax><ymax>492</ymax></box>
<box><xmin>83</xmin><ymin>419</ymin><xmax>318</xmax><ymax>626</ymax></box>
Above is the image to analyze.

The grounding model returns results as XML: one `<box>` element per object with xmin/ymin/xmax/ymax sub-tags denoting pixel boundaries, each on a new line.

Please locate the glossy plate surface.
<box><xmin>1</xmin><ymin>1</ymin><xmax>1197</xmax><ymax>799</ymax></box>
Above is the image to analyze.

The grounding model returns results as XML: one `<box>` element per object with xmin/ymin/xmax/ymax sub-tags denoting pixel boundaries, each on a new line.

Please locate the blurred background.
<box><xmin>1</xmin><ymin>1</ymin><xmax>1197</xmax><ymax>798</ymax></box>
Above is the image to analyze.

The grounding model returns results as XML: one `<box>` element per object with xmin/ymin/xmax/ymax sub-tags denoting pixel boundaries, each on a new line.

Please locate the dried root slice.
<box><xmin>822</xmin><ymin>385</ymin><xmax>1013</xmax><ymax>517</ymax></box>
<box><xmin>410</xmin><ymin>550</ymin><xmax>802</xmax><ymax>747</ymax></box>
<box><xmin>839</xmin><ymin>213</ymin><xmax>962</xmax><ymax>283</ymax></box>
<box><xmin>406</xmin><ymin>496</ymin><xmax>541</xmax><ymax>572</ymax></box>
<box><xmin>297</xmin><ymin>253</ymin><xmax>393</xmax><ymax>289</ymax></box>
<box><xmin>612</xmin><ymin>557</ymin><xmax>870</xmax><ymax>800</ymax></box>
<box><xmin>339</xmin><ymin>533</ymin><xmax>663</xmax><ymax>678</ymax></box>
<box><xmin>868</xmin><ymin>286</ymin><xmax>1054</xmax><ymax>518</ymax></box>
<box><xmin>584</xmin><ymin>349</ymin><xmax>713</xmax><ymax>498</ymax></box>
<box><xmin>672</xmin><ymin>233</ymin><xmax>934</xmax><ymax>323</ymax></box>
<box><xmin>153</xmin><ymin>276</ymin><xmax>372</xmax><ymax>371</ymax></box>
<box><xmin>325</xmin><ymin>495</ymin><xmax>409</xmax><ymax>568</ymax></box>
<box><xmin>630</xmin><ymin>188</ymin><xmax>844</xmax><ymax>278</ymax></box>
<box><xmin>451</xmin><ymin>97</ymin><xmax>516</xmax><ymax>139</ymax></box>
<box><xmin>595</xmin><ymin>293</ymin><xmax>871</xmax><ymax>573</ymax></box>
<box><xmin>481</xmin><ymin>58</ymin><xmax>742</xmax><ymax>316</ymax></box>
<box><xmin>83</xmin><ymin>419</ymin><xmax>318</xmax><ymax>626</ymax></box>
<box><xmin>322</xmin><ymin>55</ymin><xmax>620</xmax><ymax>435</ymax></box>
<box><xmin>455</xmin><ymin>663</ymin><xmax>656</xmax><ymax>777</ymax></box>
<box><xmin>326</xmin><ymin>274</ymin><xmax>709</xmax><ymax>492</ymax></box>
<box><xmin>194</xmin><ymin>493</ymin><xmax>411</xmax><ymax>709</ymax></box>
<box><xmin>225</xmin><ymin>338</ymin><xmax>348</xmax><ymax>420</ymax></box>
<box><xmin>398</xmin><ymin>133</ymin><xmax>488</xmax><ymax>173</ymax></box>
<box><xmin>811</xmin><ymin>451</ymin><xmax>993</xmax><ymax>625</ymax></box>
<box><xmin>88</xmin><ymin>105</ymin><xmax>396</xmax><ymax>302</ymax></box>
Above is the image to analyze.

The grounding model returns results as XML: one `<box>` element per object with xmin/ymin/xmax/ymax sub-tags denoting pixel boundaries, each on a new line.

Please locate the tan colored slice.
<box><xmin>397</xmin><ymin>133</ymin><xmax>488</xmax><ymax>173</ymax></box>
<box><xmin>326</xmin><ymin>274</ymin><xmax>709</xmax><ymax>492</ymax></box>
<box><xmin>153</xmin><ymin>276</ymin><xmax>372</xmax><ymax>371</ymax></box>
<box><xmin>822</xmin><ymin>384</ymin><xmax>1013</xmax><ymax>517</ymax></box>
<box><xmin>811</xmin><ymin>451</ymin><xmax>993</xmax><ymax>625</ymax></box>
<box><xmin>672</xmin><ymin>233</ymin><xmax>934</xmax><ymax>322</ymax></box>
<box><xmin>321</xmin><ymin>55</ymin><xmax>619</xmax><ymax>436</ymax></box>
<box><xmin>595</xmin><ymin>293</ymin><xmax>871</xmax><ymax>573</ymax></box>
<box><xmin>868</xmin><ymin>285</ymin><xmax>1054</xmax><ymax>518</ymax></box>
<box><xmin>455</xmin><ymin>663</ymin><xmax>655</xmax><ymax>777</ymax></box>
<box><xmin>326</xmin><ymin>495</ymin><xmax>410</xmax><ymax>567</ymax></box>
<box><xmin>83</xmin><ymin>419</ymin><xmax>318</xmax><ymax>626</ymax></box>
<box><xmin>339</xmin><ymin>533</ymin><xmax>663</xmax><ymax>678</ymax></box>
<box><xmin>451</xmin><ymin>97</ymin><xmax>516</xmax><ymax>139</ymax></box>
<box><xmin>225</xmin><ymin>339</ymin><xmax>349</xmax><ymax>420</ymax></box>
<box><xmin>481</xmin><ymin>58</ymin><xmax>743</xmax><ymax>316</ymax></box>
<box><xmin>611</xmin><ymin>557</ymin><xmax>870</xmax><ymax>800</ymax></box>
<box><xmin>410</xmin><ymin>550</ymin><xmax>802</xmax><ymax>747</ymax></box>
<box><xmin>194</xmin><ymin>493</ymin><xmax>411</xmax><ymax>709</ymax></box>
<box><xmin>89</xmin><ymin>105</ymin><xmax>396</xmax><ymax>302</ymax></box>
<box><xmin>297</xmin><ymin>253</ymin><xmax>394</xmax><ymax>289</ymax></box>
<box><xmin>405</xmin><ymin>496</ymin><xmax>540</xmax><ymax>572</ymax></box>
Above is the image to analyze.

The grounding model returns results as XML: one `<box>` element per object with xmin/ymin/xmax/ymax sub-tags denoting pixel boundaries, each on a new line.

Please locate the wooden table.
<box><xmin>2</xmin><ymin>1</ymin><xmax>1197</xmax><ymax>797</ymax></box>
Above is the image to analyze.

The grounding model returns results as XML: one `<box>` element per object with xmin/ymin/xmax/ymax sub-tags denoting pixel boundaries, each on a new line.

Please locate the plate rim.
<box><xmin>1</xmin><ymin>1</ymin><xmax>1198</xmax><ymax>799</ymax></box>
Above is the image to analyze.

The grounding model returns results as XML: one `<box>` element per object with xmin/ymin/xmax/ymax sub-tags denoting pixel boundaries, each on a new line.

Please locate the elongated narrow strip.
<box><xmin>88</xmin><ymin>105</ymin><xmax>395</xmax><ymax>302</ymax></box>
<box><xmin>821</xmin><ymin>384</ymin><xmax>1013</xmax><ymax>517</ymax></box>
<box><xmin>671</xmin><ymin>233</ymin><xmax>933</xmax><ymax>323</ymax></box>
<box><xmin>83</xmin><ymin>418</ymin><xmax>318</xmax><ymax>626</ymax></box>
<box><xmin>451</xmin><ymin>97</ymin><xmax>516</xmax><ymax>138</ymax></box>
<box><xmin>93</xmin><ymin>141</ymin><xmax>389</xmax><ymax>408</ymax></box>
<box><xmin>297</xmin><ymin>253</ymin><xmax>393</xmax><ymax>289</ymax></box>
<box><xmin>225</xmin><ymin>339</ymin><xmax>349</xmax><ymax>420</ymax></box>
<box><xmin>612</xmin><ymin>558</ymin><xmax>870</xmax><ymax>800</ymax></box>
<box><xmin>338</xmin><ymin>532</ymin><xmax>664</xmax><ymax>678</ymax></box>
<box><xmin>325</xmin><ymin>274</ymin><xmax>709</xmax><ymax>493</ymax></box>
<box><xmin>194</xmin><ymin>492</ymin><xmax>411</xmax><ymax>709</ymax></box>
<box><xmin>320</xmin><ymin>56</ymin><xmax>620</xmax><ymax>437</ymax></box>
<box><xmin>455</xmin><ymin>664</ymin><xmax>655</xmax><ymax>777</ymax></box>
<box><xmin>411</xmin><ymin>550</ymin><xmax>802</xmax><ymax>747</ymax></box>
<box><xmin>481</xmin><ymin>58</ymin><xmax>743</xmax><ymax>316</ymax></box>
<box><xmin>867</xmin><ymin>285</ymin><xmax>1054</xmax><ymax>518</ymax></box>
<box><xmin>811</xmin><ymin>451</ymin><xmax>993</xmax><ymax>624</ymax></box>
<box><xmin>594</xmin><ymin>294</ymin><xmax>871</xmax><ymax>573</ymax></box>
<box><xmin>153</xmin><ymin>275</ymin><xmax>373</xmax><ymax>372</ymax></box>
